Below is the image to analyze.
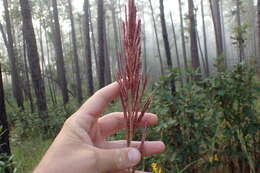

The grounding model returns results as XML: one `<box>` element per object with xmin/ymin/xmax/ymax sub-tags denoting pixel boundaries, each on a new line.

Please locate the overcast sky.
<box><xmin>0</xmin><ymin>0</ymin><xmax>257</xmax><ymax>21</ymax></box>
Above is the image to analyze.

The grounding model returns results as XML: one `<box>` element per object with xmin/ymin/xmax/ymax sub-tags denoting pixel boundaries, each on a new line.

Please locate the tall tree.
<box><xmin>148</xmin><ymin>0</ymin><xmax>164</xmax><ymax>75</ymax></box>
<box><xmin>2</xmin><ymin>0</ymin><xmax>24</xmax><ymax>110</ymax></box>
<box><xmin>89</xmin><ymin>7</ymin><xmax>99</xmax><ymax>81</ymax></box>
<box><xmin>201</xmin><ymin>0</ymin><xmax>210</xmax><ymax>76</ymax></box>
<box><xmin>0</xmin><ymin>63</ymin><xmax>11</xmax><ymax>173</ymax></box>
<box><xmin>142</xmin><ymin>13</ymin><xmax>148</xmax><ymax>74</ymax></box>
<box><xmin>68</xmin><ymin>0</ymin><xmax>83</xmax><ymax>103</ymax></box>
<box><xmin>159</xmin><ymin>0</ymin><xmax>173</xmax><ymax>68</ymax></box>
<box><xmin>23</xmin><ymin>39</ymin><xmax>34</xmax><ymax>113</ymax></box>
<box><xmin>83</xmin><ymin>0</ymin><xmax>94</xmax><ymax>96</ymax></box>
<box><xmin>110</xmin><ymin>1</ymin><xmax>120</xmax><ymax>69</ymax></box>
<box><xmin>236</xmin><ymin>0</ymin><xmax>245</xmax><ymax>62</ymax></box>
<box><xmin>159</xmin><ymin>0</ymin><xmax>176</xmax><ymax>95</ymax></box>
<box><xmin>104</xmin><ymin>20</ymin><xmax>112</xmax><ymax>85</ymax></box>
<box><xmin>209</xmin><ymin>0</ymin><xmax>225</xmax><ymax>70</ymax></box>
<box><xmin>178</xmin><ymin>0</ymin><xmax>188</xmax><ymax>72</ymax></box>
<box><xmin>97</xmin><ymin>0</ymin><xmax>105</xmax><ymax>88</ymax></box>
<box><xmin>52</xmin><ymin>0</ymin><xmax>69</xmax><ymax>104</ymax></box>
<box><xmin>20</xmin><ymin>0</ymin><xmax>48</xmax><ymax>123</ymax></box>
<box><xmin>258</xmin><ymin>0</ymin><xmax>260</xmax><ymax>70</ymax></box>
<box><xmin>170</xmin><ymin>13</ymin><xmax>182</xmax><ymax>75</ymax></box>
<box><xmin>220</xmin><ymin>0</ymin><xmax>227</xmax><ymax>66</ymax></box>
<box><xmin>188</xmin><ymin>0</ymin><xmax>201</xmax><ymax>79</ymax></box>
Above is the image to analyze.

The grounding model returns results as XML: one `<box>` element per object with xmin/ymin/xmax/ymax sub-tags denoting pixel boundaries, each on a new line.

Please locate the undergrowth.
<box><xmin>1</xmin><ymin>64</ymin><xmax>260</xmax><ymax>173</ymax></box>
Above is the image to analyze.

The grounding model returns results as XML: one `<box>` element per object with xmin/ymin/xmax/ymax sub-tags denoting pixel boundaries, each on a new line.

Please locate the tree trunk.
<box><xmin>201</xmin><ymin>0</ymin><xmax>210</xmax><ymax>76</ymax></box>
<box><xmin>197</xmin><ymin>30</ymin><xmax>206</xmax><ymax>76</ymax></box>
<box><xmin>110</xmin><ymin>2</ymin><xmax>121</xmax><ymax>71</ymax></box>
<box><xmin>97</xmin><ymin>0</ymin><xmax>106</xmax><ymax>88</ymax></box>
<box><xmin>178</xmin><ymin>0</ymin><xmax>189</xmax><ymax>72</ymax></box>
<box><xmin>209</xmin><ymin>0</ymin><xmax>225</xmax><ymax>71</ymax></box>
<box><xmin>68</xmin><ymin>0</ymin><xmax>83</xmax><ymax>103</ymax></box>
<box><xmin>52</xmin><ymin>0</ymin><xmax>69</xmax><ymax>104</ymax></box>
<box><xmin>89</xmin><ymin>7</ymin><xmax>99</xmax><ymax>81</ymax></box>
<box><xmin>258</xmin><ymin>0</ymin><xmax>260</xmax><ymax>71</ymax></box>
<box><xmin>170</xmin><ymin>12</ymin><xmax>183</xmax><ymax>86</ymax></box>
<box><xmin>38</xmin><ymin>24</ymin><xmax>46</xmax><ymax>90</ymax></box>
<box><xmin>148</xmin><ymin>0</ymin><xmax>164</xmax><ymax>75</ymax></box>
<box><xmin>0</xmin><ymin>63</ymin><xmax>11</xmax><ymax>155</ymax></box>
<box><xmin>188</xmin><ymin>0</ymin><xmax>201</xmax><ymax>80</ymax></box>
<box><xmin>236</xmin><ymin>0</ymin><xmax>245</xmax><ymax>62</ymax></box>
<box><xmin>159</xmin><ymin>0</ymin><xmax>176</xmax><ymax>95</ymax></box>
<box><xmin>2</xmin><ymin>0</ymin><xmax>24</xmax><ymax>110</ymax></box>
<box><xmin>104</xmin><ymin>20</ymin><xmax>112</xmax><ymax>85</ymax></box>
<box><xmin>20</xmin><ymin>0</ymin><xmax>48</xmax><ymax>124</ymax></box>
<box><xmin>83</xmin><ymin>0</ymin><xmax>94</xmax><ymax>96</ymax></box>
<box><xmin>43</xmin><ymin>20</ymin><xmax>57</xmax><ymax>105</ymax></box>
<box><xmin>142</xmin><ymin>14</ymin><xmax>148</xmax><ymax>74</ymax></box>
<box><xmin>159</xmin><ymin>0</ymin><xmax>173</xmax><ymax>68</ymax></box>
<box><xmin>23</xmin><ymin>39</ymin><xmax>34</xmax><ymax>113</ymax></box>
<box><xmin>220</xmin><ymin>0</ymin><xmax>227</xmax><ymax>67</ymax></box>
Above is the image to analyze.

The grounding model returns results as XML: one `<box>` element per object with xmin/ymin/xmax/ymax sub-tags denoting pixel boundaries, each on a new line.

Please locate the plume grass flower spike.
<box><xmin>116</xmin><ymin>0</ymin><xmax>152</xmax><ymax>172</ymax></box>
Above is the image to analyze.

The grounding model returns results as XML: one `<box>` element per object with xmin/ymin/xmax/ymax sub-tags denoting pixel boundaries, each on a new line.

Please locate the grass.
<box><xmin>11</xmin><ymin>136</ymin><xmax>53</xmax><ymax>173</ymax></box>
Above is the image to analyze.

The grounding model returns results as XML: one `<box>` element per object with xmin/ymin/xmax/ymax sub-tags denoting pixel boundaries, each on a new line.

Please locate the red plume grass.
<box><xmin>116</xmin><ymin>0</ymin><xmax>152</xmax><ymax>171</ymax></box>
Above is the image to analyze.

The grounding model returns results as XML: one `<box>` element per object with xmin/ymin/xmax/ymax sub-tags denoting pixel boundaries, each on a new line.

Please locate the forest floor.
<box><xmin>11</xmin><ymin>136</ymin><xmax>52</xmax><ymax>172</ymax></box>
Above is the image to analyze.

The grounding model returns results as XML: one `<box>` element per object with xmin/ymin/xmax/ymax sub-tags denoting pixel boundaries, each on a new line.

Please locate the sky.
<box><xmin>0</xmin><ymin>0</ymin><xmax>257</xmax><ymax>20</ymax></box>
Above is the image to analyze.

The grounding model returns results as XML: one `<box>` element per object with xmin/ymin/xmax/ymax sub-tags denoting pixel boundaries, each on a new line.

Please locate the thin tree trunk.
<box><xmin>159</xmin><ymin>0</ymin><xmax>173</xmax><ymax>68</ymax></box>
<box><xmin>209</xmin><ymin>0</ymin><xmax>225</xmax><ymax>71</ymax></box>
<box><xmin>220</xmin><ymin>0</ymin><xmax>227</xmax><ymax>67</ymax></box>
<box><xmin>23</xmin><ymin>39</ymin><xmax>34</xmax><ymax>113</ymax></box>
<box><xmin>258</xmin><ymin>0</ymin><xmax>260</xmax><ymax>70</ymax></box>
<box><xmin>104</xmin><ymin>20</ymin><xmax>112</xmax><ymax>85</ymax></box>
<box><xmin>97</xmin><ymin>0</ymin><xmax>106</xmax><ymax>88</ymax></box>
<box><xmin>38</xmin><ymin>24</ymin><xmax>46</xmax><ymax>90</ymax></box>
<box><xmin>2</xmin><ymin>0</ymin><xmax>24</xmax><ymax>110</ymax></box>
<box><xmin>201</xmin><ymin>0</ymin><xmax>210</xmax><ymax>76</ymax></box>
<box><xmin>178</xmin><ymin>0</ymin><xmax>189</xmax><ymax>72</ymax></box>
<box><xmin>110</xmin><ymin>2</ymin><xmax>120</xmax><ymax>71</ymax></box>
<box><xmin>197</xmin><ymin>30</ymin><xmax>206</xmax><ymax>76</ymax></box>
<box><xmin>236</xmin><ymin>0</ymin><xmax>245</xmax><ymax>62</ymax></box>
<box><xmin>159</xmin><ymin>0</ymin><xmax>176</xmax><ymax>95</ymax></box>
<box><xmin>188</xmin><ymin>0</ymin><xmax>201</xmax><ymax>80</ymax></box>
<box><xmin>83</xmin><ymin>0</ymin><xmax>94</xmax><ymax>96</ymax></box>
<box><xmin>170</xmin><ymin>12</ymin><xmax>183</xmax><ymax>86</ymax></box>
<box><xmin>43</xmin><ymin>21</ymin><xmax>57</xmax><ymax>105</ymax></box>
<box><xmin>89</xmin><ymin>8</ymin><xmax>99</xmax><ymax>81</ymax></box>
<box><xmin>20</xmin><ymin>0</ymin><xmax>48</xmax><ymax>124</ymax></box>
<box><xmin>143</xmin><ymin>14</ymin><xmax>148</xmax><ymax>75</ymax></box>
<box><xmin>52</xmin><ymin>0</ymin><xmax>69</xmax><ymax>104</ymax></box>
<box><xmin>148</xmin><ymin>0</ymin><xmax>164</xmax><ymax>75</ymax></box>
<box><xmin>0</xmin><ymin>64</ymin><xmax>11</xmax><ymax>173</ymax></box>
<box><xmin>68</xmin><ymin>0</ymin><xmax>83</xmax><ymax>103</ymax></box>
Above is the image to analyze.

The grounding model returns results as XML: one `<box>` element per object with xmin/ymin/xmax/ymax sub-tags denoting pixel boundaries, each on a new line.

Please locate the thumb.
<box><xmin>96</xmin><ymin>148</ymin><xmax>141</xmax><ymax>172</ymax></box>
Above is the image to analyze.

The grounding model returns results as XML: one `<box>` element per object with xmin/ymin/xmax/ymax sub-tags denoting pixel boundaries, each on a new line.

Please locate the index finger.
<box><xmin>78</xmin><ymin>82</ymin><xmax>120</xmax><ymax>117</ymax></box>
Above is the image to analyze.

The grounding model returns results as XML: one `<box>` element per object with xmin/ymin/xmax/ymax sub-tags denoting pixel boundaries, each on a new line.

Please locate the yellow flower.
<box><xmin>151</xmin><ymin>163</ymin><xmax>162</xmax><ymax>173</ymax></box>
<box><xmin>209</xmin><ymin>154</ymin><xmax>219</xmax><ymax>163</ymax></box>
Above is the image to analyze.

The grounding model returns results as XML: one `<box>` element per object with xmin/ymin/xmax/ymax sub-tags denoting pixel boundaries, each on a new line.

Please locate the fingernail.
<box><xmin>128</xmin><ymin>148</ymin><xmax>140</xmax><ymax>164</ymax></box>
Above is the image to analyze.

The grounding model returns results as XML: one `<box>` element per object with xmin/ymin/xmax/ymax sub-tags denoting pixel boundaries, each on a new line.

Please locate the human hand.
<box><xmin>33</xmin><ymin>82</ymin><xmax>165</xmax><ymax>173</ymax></box>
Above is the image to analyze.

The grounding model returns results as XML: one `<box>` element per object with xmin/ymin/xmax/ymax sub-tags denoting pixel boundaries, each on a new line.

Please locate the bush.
<box><xmin>148</xmin><ymin>64</ymin><xmax>260</xmax><ymax>173</ymax></box>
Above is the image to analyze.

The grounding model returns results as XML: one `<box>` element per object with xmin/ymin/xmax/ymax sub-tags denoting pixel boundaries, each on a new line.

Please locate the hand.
<box><xmin>33</xmin><ymin>82</ymin><xmax>165</xmax><ymax>173</ymax></box>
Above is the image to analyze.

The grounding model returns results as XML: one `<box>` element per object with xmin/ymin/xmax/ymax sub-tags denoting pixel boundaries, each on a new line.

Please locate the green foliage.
<box><xmin>0</xmin><ymin>127</ymin><xmax>16</xmax><ymax>173</ymax></box>
<box><xmin>231</xmin><ymin>24</ymin><xmax>248</xmax><ymax>47</ymax></box>
<box><xmin>6</xmin><ymin>99</ymin><xmax>78</xmax><ymax>140</ymax></box>
<box><xmin>0</xmin><ymin>154</ymin><xmax>16</xmax><ymax>173</ymax></box>
<box><xmin>149</xmin><ymin>64</ymin><xmax>260</xmax><ymax>172</ymax></box>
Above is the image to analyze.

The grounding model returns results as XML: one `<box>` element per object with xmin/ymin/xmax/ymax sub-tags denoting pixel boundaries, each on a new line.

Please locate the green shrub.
<box><xmin>148</xmin><ymin>64</ymin><xmax>260</xmax><ymax>173</ymax></box>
